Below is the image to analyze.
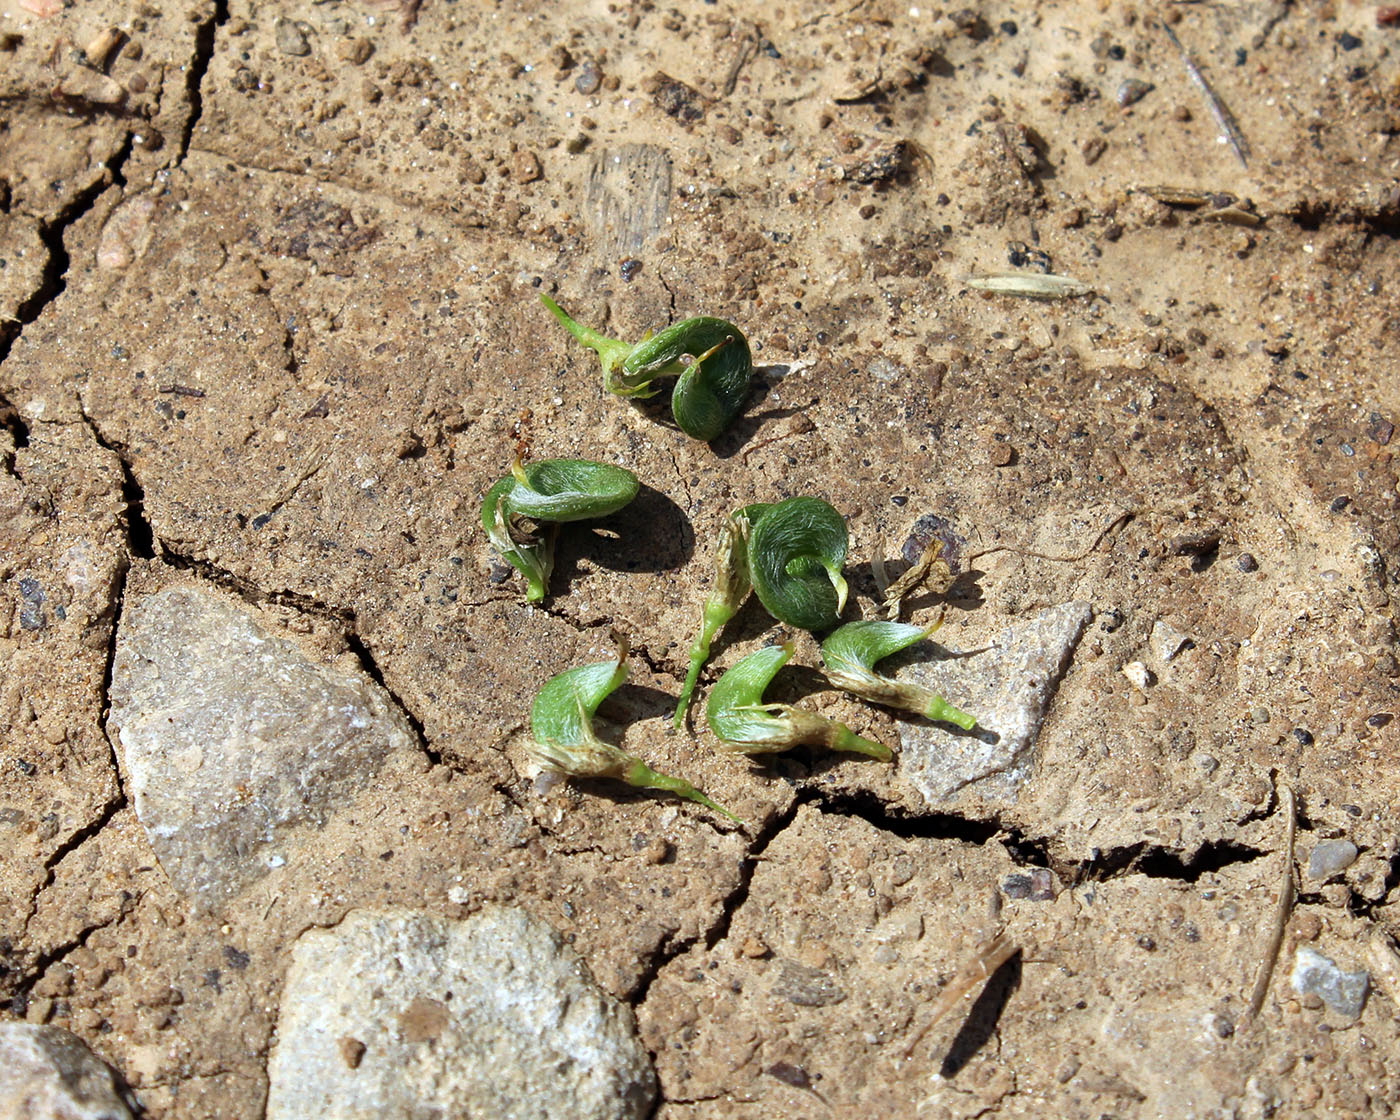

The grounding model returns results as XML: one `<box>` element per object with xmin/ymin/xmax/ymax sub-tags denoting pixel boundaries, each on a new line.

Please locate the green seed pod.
<box><xmin>820</xmin><ymin>620</ymin><xmax>977</xmax><ymax>730</ymax></box>
<box><xmin>482</xmin><ymin>457</ymin><xmax>639</xmax><ymax>603</ymax></box>
<box><xmin>673</xmin><ymin>510</ymin><xmax>752</xmax><ymax>728</ymax></box>
<box><xmin>746</xmin><ymin>497</ymin><xmax>849</xmax><ymax>632</ymax></box>
<box><xmin>528</xmin><ymin>636</ymin><xmax>741</xmax><ymax>821</ymax></box>
<box><xmin>541</xmin><ymin>295</ymin><xmax>753</xmax><ymax>441</ymax></box>
<box><xmin>706</xmin><ymin>641</ymin><xmax>891</xmax><ymax>760</ymax></box>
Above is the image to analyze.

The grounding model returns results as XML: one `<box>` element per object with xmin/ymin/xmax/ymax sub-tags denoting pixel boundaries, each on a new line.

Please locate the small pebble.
<box><xmin>1237</xmin><ymin>552</ymin><xmax>1259</xmax><ymax>572</ymax></box>
<box><xmin>1121</xmin><ymin>661</ymin><xmax>1154</xmax><ymax>691</ymax></box>
<box><xmin>1116</xmin><ymin>78</ymin><xmax>1152</xmax><ymax>107</ymax></box>
<box><xmin>274</xmin><ymin>18</ymin><xmax>310</xmax><ymax>57</ymax></box>
<box><xmin>1308</xmin><ymin>840</ymin><xmax>1359</xmax><ymax>881</ymax></box>
<box><xmin>1337</xmin><ymin>31</ymin><xmax>1363</xmax><ymax>51</ymax></box>
<box><xmin>1292</xmin><ymin>727</ymin><xmax>1314</xmax><ymax>746</ymax></box>
<box><xmin>1292</xmin><ymin>947</ymin><xmax>1369</xmax><ymax>1018</ymax></box>
<box><xmin>575</xmin><ymin>59</ymin><xmax>602</xmax><ymax>95</ymax></box>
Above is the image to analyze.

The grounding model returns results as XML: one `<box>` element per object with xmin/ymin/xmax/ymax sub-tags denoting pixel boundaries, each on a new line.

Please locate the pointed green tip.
<box><xmin>842</xmin><ymin>730</ymin><xmax>894</xmax><ymax>761</ymax></box>
<box><xmin>539</xmin><ymin>292</ymin><xmax>569</xmax><ymax>323</ymax></box>
<box><xmin>623</xmin><ymin>759</ymin><xmax>742</xmax><ymax>823</ymax></box>
<box><xmin>927</xmin><ymin>697</ymin><xmax>977</xmax><ymax>731</ymax></box>
<box><xmin>829</xmin><ymin>567</ymin><xmax>849</xmax><ymax>616</ymax></box>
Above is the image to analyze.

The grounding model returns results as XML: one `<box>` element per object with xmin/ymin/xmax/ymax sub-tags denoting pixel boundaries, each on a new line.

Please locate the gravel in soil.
<box><xmin>0</xmin><ymin>0</ymin><xmax>1397</xmax><ymax>1116</ymax></box>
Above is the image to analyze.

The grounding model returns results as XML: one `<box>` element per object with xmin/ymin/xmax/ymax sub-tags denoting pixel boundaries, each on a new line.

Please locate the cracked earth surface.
<box><xmin>1</xmin><ymin>0</ymin><xmax>1398</xmax><ymax>1116</ymax></box>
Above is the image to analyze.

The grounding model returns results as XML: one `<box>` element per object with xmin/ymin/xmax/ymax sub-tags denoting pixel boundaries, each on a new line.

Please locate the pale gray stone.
<box><xmin>266</xmin><ymin>907</ymin><xmax>656</xmax><ymax>1120</ymax></box>
<box><xmin>1150</xmin><ymin>618</ymin><xmax>1193</xmax><ymax>662</ymax></box>
<box><xmin>897</xmin><ymin>601</ymin><xmax>1093</xmax><ymax>802</ymax></box>
<box><xmin>1307</xmin><ymin>839</ymin><xmax>1359</xmax><ymax>880</ymax></box>
<box><xmin>1291</xmin><ymin>947</ymin><xmax>1369</xmax><ymax>1018</ymax></box>
<box><xmin>0</xmin><ymin>1023</ymin><xmax>140</xmax><ymax>1120</ymax></box>
<box><xmin>107</xmin><ymin>587</ymin><xmax>416</xmax><ymax>906</ymax></box>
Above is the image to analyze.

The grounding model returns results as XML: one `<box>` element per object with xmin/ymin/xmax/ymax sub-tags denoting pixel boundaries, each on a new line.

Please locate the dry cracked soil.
<box><xmin>1</xmin><ymin>0</ymin><xmax>1399</xmax><ymax>1117</ymax></box>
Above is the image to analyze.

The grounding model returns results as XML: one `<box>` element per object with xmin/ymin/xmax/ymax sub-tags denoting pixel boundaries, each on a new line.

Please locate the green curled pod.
<box><xmin>482</xmin><ymin>457</ymin><xmax>639</xmax><ymax>603</ymax></box>
<box><xmin>746</xmin><ymin>497</ymin><xmax>849</xmax><ymax>632</ymax></box>
<box><xmin>673</xmin><ymin>510</ymin><xmax>752</xmax><ymax>728</ymax></box>
<box><xmin>528</xmin><ymin>636</ymin><xmax>741</xmax><ymax>821</ymax></box>
<box><xmin>821</xmin><ymin>620</ymin><xmax>977</xmax><ymax>730</ymax></box>
<box><xmin>541</xmin><ymin>295</ymin><xmax>753</xmax><ymax>441</ymax></box>
<box><xmin>706</xmin><ymin>642</ymin><xmax>891</xmax><ymax>760</ymax></box>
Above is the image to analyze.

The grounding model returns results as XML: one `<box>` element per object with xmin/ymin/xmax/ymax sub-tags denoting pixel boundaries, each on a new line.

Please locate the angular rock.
<box><xmin>1150</xmin><ymin>618</ymin><xmax>1193</xmax><ymax>663</ymax></box>
<box><xmin>107</xmin><ymin>587</ymin><xmax>416</xmax><ymax>906</ymax></box>
<box><xmin>1307</xmin><ymin>838</ymin><xmax>1359</xmax><ymax>880</ymax></box>
<box><xmin>898</xmin><ymin>601</ymin><xmax>1093</xmax><ymax>802</ymax></box>
<box><xmin>0</xmin><ymin>1022</ymin><xmax>140</xmax><ymax>1119</ymax></box>
<box><xmin>266</xmin><ymin>907</ymin><xmax>656</xmax><ymax>1120</ymax></box>
<box><xmin>1292</xmin><ymin>947</ymin><xmax>1369</xmax><ymax>1017</ymax></box>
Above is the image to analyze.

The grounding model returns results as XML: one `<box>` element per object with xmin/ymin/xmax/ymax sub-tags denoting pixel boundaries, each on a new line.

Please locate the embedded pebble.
<box><xmin>96</xmin><ymin>194</ymin><xmax>159</xmax><ymax>270</ymax></box>
<box><xmin>1121</xmin><ymin>660</ymin><xmax>1155</xmax><ymax>691</ymax></box>
<box><xmin>0</xmin><ymin>1023</ymin><xmax>141</xmax><ymax>1119</ymax></box>
<box><xmin>1307</xmin><ymin>839</ymin><xmax>1359</xmax><ymax>880</ymax></box>
<box><xmin>275</xmin><ymin>18</ymin><xmax>311</xmax><ymax>56</ymax></box>
<box><xmin>1151</xmin><ymin>619</ymin><xmax>1192</xmax><ymax>662</ymax></box>
<box><xmin>1117</xmin><ymin>78</ymin><xmax>1153</xmax><ymax>107</ymax></box>
<box><xmin>897</xmin><ymin>601</ymin><xmax>1093</xmax><ymax>802</ymax></box>
<box><xmin>107</xmin><ymin>587</ymin><xmax>417</xmax><ymax>907</ymax></box>
<box><xmin>265</xmin><ymin>907</ymin><xmax>656</xmax><ymax>1120</ymax></box>
<box><xmin>1291</xmin><ymin>947</ymin><xmax>1369</xmax><ymax>1018</ymax></box>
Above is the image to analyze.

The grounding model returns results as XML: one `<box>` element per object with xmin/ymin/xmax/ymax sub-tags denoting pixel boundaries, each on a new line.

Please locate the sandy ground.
<box><xmin>1</xmin><ymin>0</ymin><xmax>1398</xmax><ymax>1116</ymax></box>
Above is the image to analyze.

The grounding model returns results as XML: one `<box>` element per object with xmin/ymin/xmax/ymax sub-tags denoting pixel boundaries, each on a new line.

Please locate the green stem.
<box><xmin>924</xmin><ymin>694</ymin><xmax>977</xmax><ymax>731</ymax></box>
<box><xmin>673</xmin><ymin>598</ymin><xmax>739</xmax><ymax>729</ymax></box>
<box><xmin>830</xmin><ymin>724</ymin><xmax>894</xmax><ymax>761</ymax></box>
<box><xmin>622</xmin><ymin>759</ymin><xmax>743</xmax><ymax>823</ymax></box>
<box><xmin>540</xmin><ymin>294</ymin><xmax>633</xmax><ymax>378</ymax></box>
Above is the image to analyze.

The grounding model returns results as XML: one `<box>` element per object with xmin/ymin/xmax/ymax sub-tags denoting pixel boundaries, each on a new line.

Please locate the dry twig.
<box><xmin>903</xmin><ymin>932</ymin><xmax>1020</xmax><ymax>1058</ymax></box>
<box><xmin>1246</xmin><ymin>784</ymin><xmax>1296</xmax><ymax>1020</ymax></box>
<box><xmin>1161</xmin><ymin>19</ymin><xmax>1251</xmax><ymax>168</ymax></box>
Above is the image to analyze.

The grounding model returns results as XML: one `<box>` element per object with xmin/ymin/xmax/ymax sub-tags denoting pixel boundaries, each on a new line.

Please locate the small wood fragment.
<box><xmin>1161</xmin><ymin>20</ymin><xmax>1251</xmax><ymax>168</ymax></box>
<box><xmin>965</xmin><ymin>273</ymin><xmax>1092</xmax><ymax>300</ymax></box>
<box><xmin>903</xmin><ymin>932</ymin><xmax>1020</xmax><ymax>1058</ymax></box>
<box><xmin>1246</xmin><ymin>784</ymin><xmax>1296</xmax><ymax>1021</ymax></box>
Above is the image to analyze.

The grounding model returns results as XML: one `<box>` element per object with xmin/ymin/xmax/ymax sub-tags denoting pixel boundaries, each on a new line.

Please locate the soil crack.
<box><xmin>178</xmin><ymin>0</ymin><xmax>231</xmax><ymax>163</ymax></box>
<box><xmin>629</xmin><ymin>797</ymin><xmax>801</xmax><ymax>1006</ymax></box>
<box><xmin>805</xmin><ymin>787</ymin><xmax>1267</xmax><ymax>886</ymax></box>
<box><xmin>0</xmin><ymin>134</ymin><xmax>134</xmax><ymax>370</ymax></box>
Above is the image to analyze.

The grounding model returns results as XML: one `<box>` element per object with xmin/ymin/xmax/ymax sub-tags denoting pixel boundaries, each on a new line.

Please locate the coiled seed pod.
<box><xmin>746</xmin><ymin>497</ymin><xmax>849</xmax><ymax>632</ymax></box>
<box><xmin>673</xmin><ymin>497</ymin><xmax>850</xmax><ymax>726</ymax></box>
<box><xmin>483</xmin><ymin>457</ymin><xmax>639</xmax><ymax>602</ymax></box>
<box><xmin>821</xmin><ymin>620</ymin><xmax>977</xmax><ymax>730</ymax></box>
<box><xmin>541</xmin><ymin>295</ymin><xmax>752</xmax><ymax>441</ymax></box>
<box><xmin>706</xmin><ymin>641</ymin><xmax>891</xmax><ymax>760</ymax></box>
<box><xmin>528</xmin><ymin>635</ymin><xmax>740</xmax><ymax>821</ymax></box>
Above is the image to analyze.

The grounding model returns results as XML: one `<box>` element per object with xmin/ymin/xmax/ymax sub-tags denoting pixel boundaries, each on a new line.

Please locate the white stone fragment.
<box><xmin>1121</xmin><ymin>661</ymin><xmax>1155</xmax><ymax>691</ymax></box>
<box><xmin>0</xmin><ymin>1023</ymin><xmax>140</xmax><ymax>1119</ymax></box>
<box><xmin>1291</xmin><ymin>947</ymin><xmax>1369</xmax><ymax>1018</ymax></box>
<box><xmin>1150</xmin><ymin>619</ymin><xmax>1193</xmax><ymax>662</ymax></box>
<box><xmin>897</xmin><ymin>601</ymin><xmax>1093</xmax><ymax>802</ymax></box>
<box><xmin>107</xmin><ymin>587</ymin><xmax>417</xmax><ymax>907</ymax></box>
<box><xmin>266</xmin><ymin>907</ymin><xmax>656</xmax><ymax>1120</ymax></box>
